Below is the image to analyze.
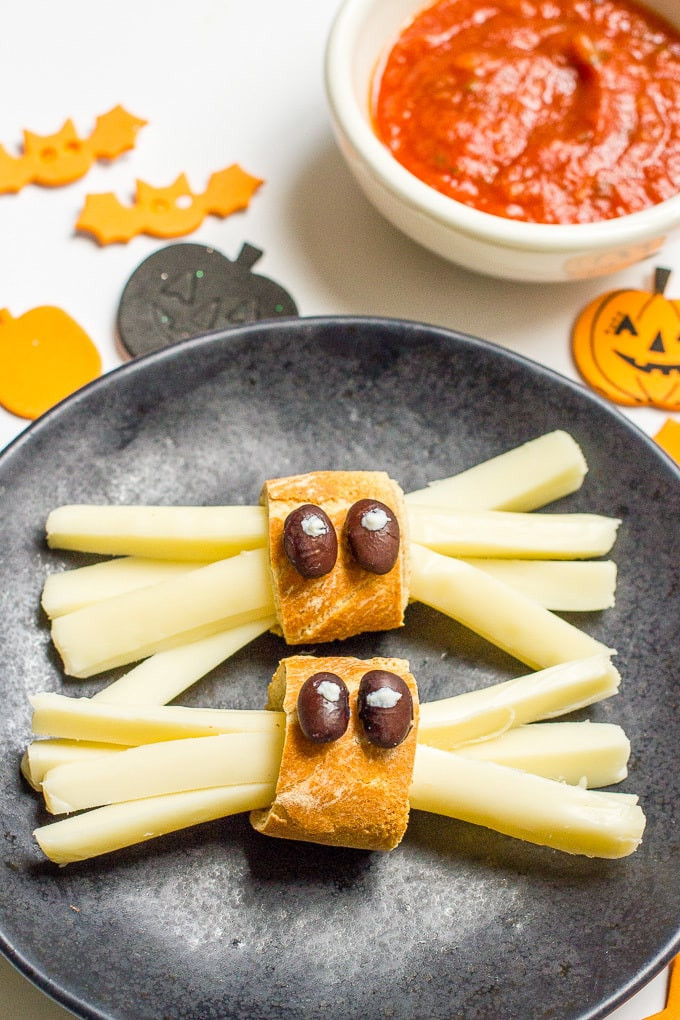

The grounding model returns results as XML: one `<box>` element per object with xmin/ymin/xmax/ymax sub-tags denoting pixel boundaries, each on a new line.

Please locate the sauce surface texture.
<box><xmin>373</xmin><ymin>0</ymin><xmax>680</xmax><ymax>223</ymax></box>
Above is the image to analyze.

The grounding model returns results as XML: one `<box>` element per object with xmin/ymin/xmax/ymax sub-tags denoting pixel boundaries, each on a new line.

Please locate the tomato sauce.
<box><xmin>373</xmin><ymin>0</ymin><xmax>680</xmax><ymax>224</ymax></box>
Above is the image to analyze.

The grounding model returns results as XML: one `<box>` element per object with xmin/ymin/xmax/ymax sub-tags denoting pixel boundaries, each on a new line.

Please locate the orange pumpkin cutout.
<box><xmin>0</xmin><ymin>306</ymin><xmax>101</xmax><ymax>420</ymax></box>
<box><xmin>572</xmin><ymin>267</ymin><xmax>680</xmax><ymax>410</ymax></box>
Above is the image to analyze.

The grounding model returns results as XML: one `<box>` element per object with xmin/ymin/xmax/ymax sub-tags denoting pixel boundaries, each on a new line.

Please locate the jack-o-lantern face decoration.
<box><xmin>572</xmin><ymin>267</ymin><xmax>680</xmax><ymax>410</ymax></box>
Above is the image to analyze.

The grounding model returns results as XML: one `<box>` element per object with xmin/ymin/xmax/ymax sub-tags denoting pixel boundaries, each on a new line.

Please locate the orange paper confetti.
<box><xmin>75</xmin><ymin>166</ymin><xmax>263</xmax><ymax>244</ymax></box>
<box><xmin>572</xmin><ymin>267</ymin><xmax>680</xmax><ymax>411</ymax></box>
<box><xmin>644</xmin><ymin>955</ymin><xmax>680</xmax><ymax>1020</ymax></box>
<box><xmin>654</xmin><ymin>418</ymin><xmax>680</xmax><ymax>464</ymax></box>
<box><xmin>0</xmin><ymin>306</ymin><xmax>101</xmax><ymax>420</ymax></box>
<box><xmin>0</xmin><ymin>106</ymin><xmax>146</xmax><ymax>192</ymax></box>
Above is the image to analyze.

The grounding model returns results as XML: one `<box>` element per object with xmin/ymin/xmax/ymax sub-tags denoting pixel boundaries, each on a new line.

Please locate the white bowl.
<box><xmin>324</xmin><ymin>0</ymin><xmax>680</xmax><ymax>282</ymax></box>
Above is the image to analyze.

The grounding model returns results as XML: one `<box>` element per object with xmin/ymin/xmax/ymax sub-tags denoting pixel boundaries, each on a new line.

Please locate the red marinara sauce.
<box><xmin>372</xmin><ymin>0</ymin><xmax>680</xmax><ymax>224</ymax></box>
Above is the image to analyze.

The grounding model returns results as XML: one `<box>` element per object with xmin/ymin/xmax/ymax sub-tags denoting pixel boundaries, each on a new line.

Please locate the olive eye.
<box><xmin>297</xmin><ymin>672</ymin><xmax>350</xmax><ymax>743</ymax></box>
<box><xmin>345</xmin><ymin>499</ymin><xmax>400</xmax><ymax>574</ymax></box>
<box><xmin>283</xmin><ymin>504</ymin><xmax>338</xmax><ymax>578</ymax></box>
<box><xmin>357</xmin><ymin>670</ymin><xmax>413</xmax><ymax>748</ymax></box>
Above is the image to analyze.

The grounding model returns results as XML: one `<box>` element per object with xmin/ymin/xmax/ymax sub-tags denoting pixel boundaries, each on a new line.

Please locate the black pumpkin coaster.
<box><xmin>116</xmin><ymin>241</ymin><xmax>298</xmax><ymax>358</ymax></box>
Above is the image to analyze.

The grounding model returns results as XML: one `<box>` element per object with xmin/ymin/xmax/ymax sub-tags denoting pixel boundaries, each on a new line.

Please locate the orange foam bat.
<box><xmin>75</xmin><ymin>167</ymin><xmax>264</xmax><ymax>244</ymax></box>
<box><xmin>0</xmin><ymin>106</ymin><xmax>147</xmax><ymax>193</ymax></box>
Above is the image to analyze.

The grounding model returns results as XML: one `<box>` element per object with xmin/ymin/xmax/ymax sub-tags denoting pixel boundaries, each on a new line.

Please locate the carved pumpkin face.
<box><xmin>572</xmin><ymin>269</ymin><xmax>680</xmax><ymax>410</ymax></box>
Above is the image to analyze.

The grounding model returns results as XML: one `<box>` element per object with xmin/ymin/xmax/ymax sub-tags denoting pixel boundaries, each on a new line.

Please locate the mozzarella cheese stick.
<box><xmin>404</xmin><ymin>431</ymin><xmax>587</xmax><ymax>511</ymax></box>
<box><xmin>51</xmin><ymin>549</ymin><xmax>275</xmax><ymax>678</ymax></box>
<box><xmin>25</xmin><ymin>739</ymin><xmax>127</xmax><ymax>787</ymax></box>
<box><xmin>30</xmin><ymin>692</ymin><xmax>284</xmax><ymax>746</ymax></box>
<box><xmin>458</xmin><ymin>559</ymin><xmax>616</xmax><ymax>611</ymax></box>
<box><xmin>407</xmin><ymin>507</ymin><xmax>619</xmax><ymax>559</ymax></box>
<box><xmin>41</xmin><ymin>731</ymin><xmax>285</xmax><ymax>814</ymax></box>
<box><xmin>34</xmin><ymin>783</ymin><xmax>276</xmax><ymax>866</ymax></box>
<box><xmin>42</xmin><ymin>557</ymin><xmax>205</xmax><ymax>618</ymax></box>
<box><xmin>418</xmin><ymin>654</ymin><xmax>620</xmax><ymax>748</ymax></box>
<box><xmin>92</xmin><ymin>617</ymin><xmax>276</xmax><ymax>706</ymax></box>
<box><xmin>457</xmin><ymin>721</ymin><xmax>630</xmax><ymax>787</ymax></box>
<box><xmin>409</xmin><ymin>544</ymin><xmax>613</xmax><ymax>669</ymax></box>
<box><xmin>46</xmin><ymin>504</ymin><xmax>267</xmax><ymax>560</ymax></box>
<box><xmin>409</xmin><ymin>746</ymin><xmax>645</xmax><ymax>858</ymax></box>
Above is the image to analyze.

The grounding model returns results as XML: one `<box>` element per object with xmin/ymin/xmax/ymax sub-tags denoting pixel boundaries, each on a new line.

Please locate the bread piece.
<box><xmin>250</xmin><ymin>655</ymin><xmax>419</xmax><ymax>851</ymax></box>
<box><xmin>262</xmin><ymin>471</ymin><xmax>409</xmax><ymax>644</ymax></box>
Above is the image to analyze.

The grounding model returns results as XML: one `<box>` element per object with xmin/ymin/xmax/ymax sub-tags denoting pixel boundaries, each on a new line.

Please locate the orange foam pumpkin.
<box><xmin>0</xmin><ymin>306</ymin><xmax>101</xmax><ymax>419</ymax></box>
<box><xmin>572</xmin><ymin>267</ymin><xmax>680</xmax><ymax>410</ymax></box>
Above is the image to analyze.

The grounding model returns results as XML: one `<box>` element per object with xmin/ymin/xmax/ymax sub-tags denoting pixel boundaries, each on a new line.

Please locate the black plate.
<box><xmin>1</xmin><ymin>317</ymin><xmax>678</xmax><ymax>1020</ymax></box>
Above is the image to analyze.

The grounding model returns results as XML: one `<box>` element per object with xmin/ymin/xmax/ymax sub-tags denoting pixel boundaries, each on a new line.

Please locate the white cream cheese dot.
<box><xmin>361</xmin><ymin>507</ymin><xmax>389</xmax><ymax>531</ymax></box>
<box><xmin>302</xmin><ymin>514</ymin><xmax>328</xmax><ymax>538</ymax></box>
<box><xmin>317</xmin><ymin>680</ymin><xmax>341</xmax><ymax>703</ymax></box>
<box><xmin>366</xmin><ymin>687</ymin><xmax>402</xmax><ymax>708</ymax></box>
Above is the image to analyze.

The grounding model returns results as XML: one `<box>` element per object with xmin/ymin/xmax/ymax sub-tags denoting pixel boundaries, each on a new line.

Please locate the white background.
<box><xmin>0</xmin><ymin>2</ymin><xmax>676</xmax><ymax>1017</ymax></box>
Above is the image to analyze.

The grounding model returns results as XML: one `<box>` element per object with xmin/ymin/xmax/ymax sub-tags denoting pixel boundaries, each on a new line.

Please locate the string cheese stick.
<box><xmin>409</xmin><ymin>544</ymin><xmax>613</xmax><ymax>669</ymax></box>
<box><xmin>24</xmin><ymin>740</ymin><xmax>128</xmax><ymax>788</ymax></box>
<box><xmin>409</xmin><ymin>746</ymin><xmax>645</xmax><ymax>859</ymax></box>
<box><xmin>41</xmin><ymin>731</ymin><xmax>286</xmax><ymax>814</ymax></box>
<box><xmin>92</xmin><ymin>617</ymin><xmax>276</xmax><ymax>706</ymax></box>
<box><xmin>408</xmin><ymin>507</ymin><xmax>620</xmax><ymax>559</ymax></box>
<box><xmin>404</xmin><ymin>430</ymin><xmax>587</xmax><ymax>511</ymax></box>
<box><xmin>456</xmin><ymin>722</ymin><xmax>630</xmax><ymax>788</ymax></box>
<box><xmin>46</xmin><ymin>504</ymin><xmax>267</xmax><ymax>560</ymax></box>
<box><xmin>418</xmin><ymin>654</ymin><xmax>620</xmax><ymax>748</ymax></box>
<box><xmin>42</xmin><ymin>557</ymin><xmax>205</xmax><ymax>618</ymax></box>
<box><xmin>51</xmin><ymin>549</ymin><xmax>276</xmax><ymax>678</ymax></box>
<box><xmin>26</xmin><ymin>719</ymin><xmax>630</xmax><ymax>792</ymax></box>
<box><xmin>43</xmin><ymin>554</ymin><xmax>617</xmax><ymax>617</ymax></box>
<box><xmin>459</xmin><ymin>559</ymin><xmax>616</xmax><ymax>611</ymax></box>
<box><xmin>31</xmin><ymin>693</ymin><xmax>285</xmax><ymax>746</ymax></box>
<box><xmin>34</xmin><ymin>783</ymin><xmax>276</xmax><ymax>866</ymax></box>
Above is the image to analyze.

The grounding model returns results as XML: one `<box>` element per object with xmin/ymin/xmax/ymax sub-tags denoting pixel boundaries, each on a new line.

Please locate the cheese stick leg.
<box><xmin>93</xmin><ymin>617</ymin><xmax>276</xmax><ymax>706</ymax></box>
<box><xmin>34</xmin><ymin>783</ymin><xmax>276</xmax><ymax>866</ymax></box>
<box><xmin>407</xmin><ymin>507</ymin><xmax>619</xmax><ymax>559</ymax></box>
<box><xmin>456</xmin><ymin>721</ymin><xmax>630</xmax><ymax>788</ymax></box>
<box><xmin>51</xmin><ymin>548</ymin><xmax>275</xmax><ymax>678</ymax></box>
<box><xmin>458</xmin><ymin>559</ymin><xmax>617</xmax><ymax>611</ymax></box>
<box><xmin>41</xmin><ymin>731</ymin><xmax>285</xmax><ymax>815</ymax></box>
<box><xmin>404</xmin><ymin>431</ymin><xmax>587</xmax><ymax>511</ymax></box>
<box><xmin>46</xmin><ymin>504</ymin><xmax>267</xmax><ymax>560</ymax></box>
<box><xmin>418</xmin><ymin>654</ymin><xmax>620</xmax><ymax>748</ymax></box>
<box><xmin>42</xmin><ymin>557</ymin><xmax>206</xmax><ymax>619</ymax></box>
<box><xmin>409</xmin><ymin>543</ymin><xmax>612</xmax><ymax>669</ymax></box>
<box><xmin>409</xmin><ymin>745</ymin><xmax>645</xmax><ymax>858</ymax></box>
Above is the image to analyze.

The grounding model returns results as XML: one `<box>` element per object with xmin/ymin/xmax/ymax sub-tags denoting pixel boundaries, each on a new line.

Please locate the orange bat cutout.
<box><xmin>0</xmin><ymin>106</ymin><xmax>146</xmax><ymax>193</ymax></box>
<box><xmin>75</xmin><ymin>167</ymin><xmax>264</xmax><ymax>244</ymax></box>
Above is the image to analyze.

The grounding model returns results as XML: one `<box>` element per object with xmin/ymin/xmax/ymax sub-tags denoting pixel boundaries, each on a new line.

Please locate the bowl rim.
<box><xmin>324</xmin><ymin>0</ymin><xmax>680</xmax><ymax>253</ymax></box>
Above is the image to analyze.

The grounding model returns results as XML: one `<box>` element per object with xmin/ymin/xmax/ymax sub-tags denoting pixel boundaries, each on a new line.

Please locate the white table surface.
<box><xmin>0</xmin><ymin>3</ymin><xmax>676</xmax><ymax>1018</ymax></box>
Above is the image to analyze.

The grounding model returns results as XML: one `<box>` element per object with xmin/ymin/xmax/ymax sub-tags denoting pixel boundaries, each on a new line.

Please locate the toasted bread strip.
<box><xmin>251</xmin><ymin>655</ymin><xmax>419</xmax><ymax>851</ymax></box>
